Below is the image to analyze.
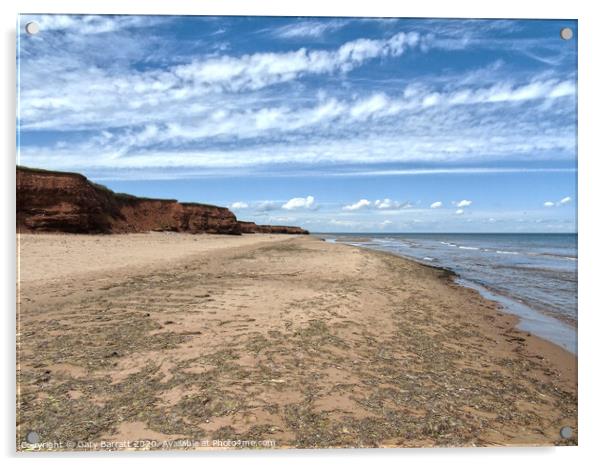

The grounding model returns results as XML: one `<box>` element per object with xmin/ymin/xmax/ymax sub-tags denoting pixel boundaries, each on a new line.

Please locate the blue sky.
<box><xmin>17</xmin><ymin>15</ymin><xmax>577</xmax><ymax>232</ymax></box>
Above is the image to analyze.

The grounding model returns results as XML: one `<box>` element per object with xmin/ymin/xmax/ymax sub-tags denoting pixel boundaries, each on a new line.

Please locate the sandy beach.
<box><xmin>16</xmin><ymin>233</ymin><xmax>577</xmax><ymax>449</ymax></box>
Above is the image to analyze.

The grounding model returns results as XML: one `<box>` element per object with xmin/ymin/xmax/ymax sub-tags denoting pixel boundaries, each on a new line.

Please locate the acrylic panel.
<box><xmin>16</xmin><ymin>15</ymin><xmax>578</xmax><ymax>451</ymax></box>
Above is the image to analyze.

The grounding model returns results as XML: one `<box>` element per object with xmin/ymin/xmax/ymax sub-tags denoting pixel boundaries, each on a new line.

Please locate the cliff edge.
<box><xmin>16</xmin><ymin>166</ymin><xmax>309</xmax><ymax>235</ymax></box>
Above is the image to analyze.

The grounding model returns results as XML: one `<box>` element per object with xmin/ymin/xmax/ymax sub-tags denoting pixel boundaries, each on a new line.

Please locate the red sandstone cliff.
<box><xmin>16</xmin><ymin>167</ymin><xmax>308</xmax><ymax>235</ymax></box>
<box><xmin>238</xmin><ymin>221</ymin><xmax>308</xmax><ymax>235</ymax></box>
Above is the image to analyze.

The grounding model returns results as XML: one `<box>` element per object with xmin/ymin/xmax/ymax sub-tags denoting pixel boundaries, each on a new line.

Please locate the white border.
<box><xmin>2</xmin><ymin>1</ymin><xmax>600</xmax><ymax>465</ymax></box>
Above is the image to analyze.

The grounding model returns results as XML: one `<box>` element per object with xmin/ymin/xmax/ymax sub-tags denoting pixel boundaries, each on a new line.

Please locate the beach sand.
<box><xmin>16</xmin><ymin>233</ymin><xmax>577</xmax><ymax>449</ymax></box>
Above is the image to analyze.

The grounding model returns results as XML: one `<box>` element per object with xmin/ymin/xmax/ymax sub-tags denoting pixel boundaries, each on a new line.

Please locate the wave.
<box><xmin>535</xmin><ymin>252</ymin><xmax>578</xmax><ymax>261</ymax></box>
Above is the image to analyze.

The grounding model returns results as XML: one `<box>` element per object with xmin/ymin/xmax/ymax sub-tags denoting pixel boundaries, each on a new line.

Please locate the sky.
<box><xmin>17</xmin><ymin>15</ymin><xmax>577</xmax><ymax>233</ymax></box>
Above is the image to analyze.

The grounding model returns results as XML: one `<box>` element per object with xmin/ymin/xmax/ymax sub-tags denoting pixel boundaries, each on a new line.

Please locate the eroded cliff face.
<box><xmin>17</xmin><ymin>168</ymin><xmax>122</xmax><ymax>233</ymax></box>
<box><xmin>113</xmin><ymin>198</ymin><xmax>240</xmax><ymax>234</ymax></box>
<box><xmin>238</xmin><ymin>221</ymin><xmax>309</xmax><ymax>235</ymax></box>
<box><xmin>17</xmin><ymin>167</ymin><xmax>307</xmax><ymax>235</ymax></box>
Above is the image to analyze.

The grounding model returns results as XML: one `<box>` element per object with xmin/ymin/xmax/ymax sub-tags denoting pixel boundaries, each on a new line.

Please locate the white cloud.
<box><xmin>23</xmin><ymin>123</ymin><xmax>575</xmax><ymax>176</ymax></box>
<box><xmin>20</xmin><ymin>77</ymin><xmax>576</xmax><ymax>136</ymax></box>
<box><xmin>455</xmin><ymin>209</ymin><xmax>464</xmax><ymax>215</ymax></box>
<box><xmin>380</xmin><ymin>220</ymin><xmax>393</xmax><ymax>228</ymax></box>
<box><xmin>18</xmin><ymin>75</ymin><xmax>577</xmax><ymax>179</ymax></box>
<box><xmin>230</xmin><ymin>201</ymin><xmax>248</xmax><ymax>209</ymax></box>
<box><xmin>430</xmin><ymin>201</ymin><xmax>443</xmax><ymax>209</ymax></box>
<box><xmin>271</xmin><ymin>20</ymin><xmax>348</xmax><ymax>39</ymax></box>
<box><xmin>18</xmin><ymin>31</ymin><xmax>425</xmax><ymax>134</ymax></box>
<box><xmin>350</xmin><ymin>94</ymin><xmax>389</xmax><ymax>120</ymax></box>
<box><xmin>17</xmin><ymin>17</ymin><xmax>577</xmax><ymax>183</ymax></box>
<box><xmin>374</xmin><ymin>198</ymin><xmax>404</xmax><ymax>210</ymax></box>
<box><xmin>456</xmin><ymin>199</ymin><xmax>473</xmax><ymax>208</ymax></box>
<box><xmin>544</xmin><ymin>197</ymin><xmax>572</xmax><ymax>208</ymax></box>
<box><xmin>172</xmin><ymin>32</ymin><xmax>420</xmax><ymax>94</ymax></box>
<box><xmin>282</xmin><ymin>195</ymin><xmax>315</xmax><ymax>210</ymax></box>
<box><xmin>28</xmin><ymin>15</ymin><xmax>157</xmax><ymax>35</ymax></box>
<box><xmin>343</xmin><ymin>199</ymin><xmax>371</xmax><ymax>211</ymax></box>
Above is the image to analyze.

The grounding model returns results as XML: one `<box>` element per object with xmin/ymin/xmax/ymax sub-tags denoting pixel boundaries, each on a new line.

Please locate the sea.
<box><xmin>322</xmin><ymin>233</ymin><xmax>577</xmax><ymax>354</ymax></box>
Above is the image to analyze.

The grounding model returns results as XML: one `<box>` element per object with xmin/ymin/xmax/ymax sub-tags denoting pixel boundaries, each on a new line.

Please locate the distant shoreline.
<box><xmin>317</xmin><ymin>232</ymin><xmax>578</xmax><ymax>236</ymax></box>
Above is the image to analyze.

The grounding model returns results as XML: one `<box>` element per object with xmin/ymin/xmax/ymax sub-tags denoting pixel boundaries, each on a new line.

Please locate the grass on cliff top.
<box><xmin>18</xmin><ymin>165</ymin><xmax>89</xmax><ymax>179</ymax></box>
<box><xmin>17</xmin><ymin>165</ymin><xmax>225</xmax><ymax>209</ymax></box>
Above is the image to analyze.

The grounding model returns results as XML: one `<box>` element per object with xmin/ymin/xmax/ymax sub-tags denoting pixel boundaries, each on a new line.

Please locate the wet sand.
<box><xmin>16</xmin><ymin>233</ymin><xmax>577</xmax><ymax>450</ymax></box>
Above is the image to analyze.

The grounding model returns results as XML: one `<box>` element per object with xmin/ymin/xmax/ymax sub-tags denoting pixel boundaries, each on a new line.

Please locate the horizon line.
<box><xmin>312</xmin><ymin>231</ymin><xmax>578</xmax><ymax>235</ymax></box>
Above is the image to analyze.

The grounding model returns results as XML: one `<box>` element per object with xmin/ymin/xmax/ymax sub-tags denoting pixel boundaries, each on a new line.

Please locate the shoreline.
<box><xmin>456</xmin><ymin>278</ymin><xmax>577</xmax><ymax>355</ymax></box>
<box><xmin>17</xmin><ymin>233</ymin><xmax>577</xmax><ymax>449</ymax></box>
<box><xmin>334</xmin><ymin>241</ymin><xmax>576</xmax><ymax>385</ymax></box>
<box><xmin>327</xmin><ymin>236</ymin><xmax>577</xmax><ymax>355</ymax></box>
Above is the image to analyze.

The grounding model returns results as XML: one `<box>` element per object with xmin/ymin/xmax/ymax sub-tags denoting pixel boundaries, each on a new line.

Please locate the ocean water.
<box><xmin>324</xmin><ymin>233</ymin><xmax>577</xmax><ymax>354</ymax></box>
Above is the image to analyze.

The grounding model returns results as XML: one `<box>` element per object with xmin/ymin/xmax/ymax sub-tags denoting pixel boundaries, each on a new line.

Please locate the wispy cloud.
<box><xmin>271</xmin><ymin>20</ymin><xmax>348</xmax><ymax>39</ymax></box>
<box><xmin>22</xmin><ymin>122</ymin><xmax>575</xmax><ymax>174</ymax></box>
<box><xmin>18</xmin><ymin>14</ymin><xmax>577</xmax><ymax>200</ymax></box>
<box><xmin>19</xmin><ymin>75</ymin><xmax>575</xmax><ymax>134</ymax></box>
<box><xmin>27</xmin><ymin>14</ymin><xmax>162</xmax><ymax>35</ymax></box>
<box><xmin>335</xmin><ymin>168</ymin><xmax>576</xmax><ymax>178</ymax></box>
<box><xmin>171</xmin><ymin>31</ymin><xmax>421</xmax><ymax>93</ymax></box>
<box><xmin>19</xmin><ymin>29</ymin><xmax>426</xmax><ymax>133</ymax></box>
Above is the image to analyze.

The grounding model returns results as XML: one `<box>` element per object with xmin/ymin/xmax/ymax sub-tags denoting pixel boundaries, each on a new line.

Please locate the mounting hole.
<box><xmin>26</xmin><ymin>431</ymin><xmax>41</xmax><ymax>444</ymax></box>
<box><xmin>25</xmin><ymin>22</ymin><xmax>40</xmax><ymax>35</ymax></box>
<box><xmin>560</xmin><ymin>425</ymin><xmax>574</xmax><ymax>439</ymax></box>
<box><xmin>560</xmin><ymin>27</ymin><xmax>573</xmax><ymax>41</ymax></box>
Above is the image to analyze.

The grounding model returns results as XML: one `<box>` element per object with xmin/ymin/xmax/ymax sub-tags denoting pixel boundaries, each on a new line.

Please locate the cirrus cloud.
<box><xmin>270</xmin><ymin>20</ymin><xmax>349</xmax><ymax>39</ymax></box>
